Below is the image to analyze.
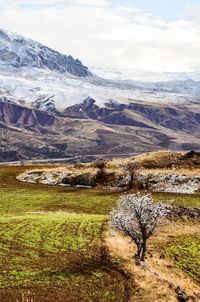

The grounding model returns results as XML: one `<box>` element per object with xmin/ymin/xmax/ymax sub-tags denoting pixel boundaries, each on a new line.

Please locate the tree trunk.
<box><xmin>127</xmin><ymin>172</ymin><xmax>133</xmax><ymax>190</ymax></box>
<box><xmin>140</xmin><ymin>240</ymin><xmax>147</xmax><ymax>261</ymax></box>
<box><xmin>136</xmin><ymin>244</ymin><xmax>142</xmax><ymax>260</ymax></box>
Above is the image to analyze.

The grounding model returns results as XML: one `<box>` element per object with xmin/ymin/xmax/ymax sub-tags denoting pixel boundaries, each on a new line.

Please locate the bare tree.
<box><xmin>110</xmin><ymin>193</ymin><xmax>169</xmax><ymax>261</ymax></box>
<box><xmin>126</xmin><ymin>162</ymin><xmax>139</xmax><ymax>189</ymax></box>
<box><xmin>94</xmin><ymin>158</ymin><xmax>107</xmax><ymax>183</ymax></box>
<box><xmin>94</xmin><ymin>158</ymin><xmax>107</xmax><ymax>172</ymax></box>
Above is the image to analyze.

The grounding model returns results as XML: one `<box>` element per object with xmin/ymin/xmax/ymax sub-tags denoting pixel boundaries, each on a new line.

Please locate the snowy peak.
<box><xmin>0</xmin><ymin>28</ymin><xmax>91</xmax><ymax>77</ymax></box>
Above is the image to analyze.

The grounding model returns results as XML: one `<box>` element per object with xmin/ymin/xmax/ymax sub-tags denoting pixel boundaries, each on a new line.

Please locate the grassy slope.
<box><xmin>0</xmin><ymin>214</ymin><xmax>132</xmax><ymax>302</ymax></box>
<box><xmin>1</xmin><ymin>165</ymin><xmax>200</xmax><ymax>301</ymax></box>
<box><xmin>0</xmin><ymin>166</ymin><xmax>132</xmax><ymax>302</ymax></box>
<box><xmin>0</xmin><ymin>166</ymin><xmax>118</xmax><ymax>215</ymax></box>
<box><xmin>166</xmin><ymin>236</ymin><xmax>200</xmax><ymax>283</ymax></box>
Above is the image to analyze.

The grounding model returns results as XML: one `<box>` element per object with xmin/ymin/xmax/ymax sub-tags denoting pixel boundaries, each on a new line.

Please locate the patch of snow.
<box><xmin>0</xmin><ymin>66</ymin><xmax>198</xmax><ymax>112</ymax></box>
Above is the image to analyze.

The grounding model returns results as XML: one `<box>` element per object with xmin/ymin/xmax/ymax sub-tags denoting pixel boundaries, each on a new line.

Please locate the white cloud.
<box><xmin>0</xmin><ymin>0</ymin><xmax>64</xmax><ymax>8</ymax></box>
<box><xmin>74</xmin><ymin>0</ymin><xmax>109</xmax><ymax>7</ymax></box>
<box><xmin>0</xmin><ymin>1</ymin><xmax>200</xmax><ymax>72</ymax></box>
<box><xmin>184</xmin><ymin>4</ymin><xmax>200</xmax><ymax>22</ymax></box>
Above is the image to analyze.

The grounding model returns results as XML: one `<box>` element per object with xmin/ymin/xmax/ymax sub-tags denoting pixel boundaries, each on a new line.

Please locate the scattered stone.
<box><xmin>176</xmin><ymin>286</ymin><xmax>189</xmax><ymax>302</ymax></box>
<box><xmin>159</xmin><ymin>253</ymin><xmax>165</xmax><ymax>259</ymax></box>
<box><xmin>167</xmin><ymin>206</ymin><xmax>200</xmax><ymax>220</ymax></box>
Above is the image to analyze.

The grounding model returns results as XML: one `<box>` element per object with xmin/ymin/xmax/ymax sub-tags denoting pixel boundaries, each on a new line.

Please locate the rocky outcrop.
<box><xmin>18</xmin><ymin>170</ymin><xmax>99</xmax><ymax>187</ymax></box>
<box><xmin>136</xmin><ymin>173</ymin><xmax>200</xmax><ymax>194</ymax></box>
<box><xmin>175</xmin><ymin>286</ymin><xmax>189</xmax><ymax>301</ymax></box>
<box><xmin>168</xmin><ymin>206</ymin><xmax>200</xmax><ymax>220</ymax></box>
<box><xmin>63</xmin><ymin>97</ymin><xmax>98</xmax><ymax>118</ymax></box>
<box><xmin>17</xmin><ymin>164</ymin><xmax>200</xmax><ymax>194</ymax></box>
<box><xmin>62</xmin><ymin>172</ymin><xmax>97</xmax><ymax>187</ymax></box>
<box><xmin>17</xmin><ymin>168</ymin><xmax>131</xmax><ymax>188</ymax></box>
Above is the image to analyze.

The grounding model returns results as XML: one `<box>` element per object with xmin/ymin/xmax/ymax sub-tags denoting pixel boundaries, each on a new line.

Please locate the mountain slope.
<box><xmin>0</xmin><ymin>28</ymin><xmax>90</xmax><ymax>77</ymax></box>
<box><xmin>1</xmin><ymin>28</ymin><xmax>200</xmax><ymax>162</ymax></box>
<box><xmin>1</xmin><ymin>98</ymin><xmax>200</xmax><ymax>162</ymax></box>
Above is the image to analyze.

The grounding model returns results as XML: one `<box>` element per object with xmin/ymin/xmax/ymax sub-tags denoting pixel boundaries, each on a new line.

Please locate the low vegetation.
<box><xmin>0</xmin><ymin>166</ymin><xmax>118</xmax><ymax>215</ymax></box>
<box><xmin>0</xmin><ymin>213</ymin><xmax>133</xmax><ymax>302</ymax></box>
<box><xmin>0</xmin><ymin>166</ymin><xmax>133</xmax><ymax>302</ymax></box>
<box><xmin>166</xmin><ymin>235</ymin><xmax>200</xmax><ymax>283</ymax></box>
<box><xmin>0</xmin><ymin>149</ymin><xmax>200</xmax><ymax>301</ymax></box>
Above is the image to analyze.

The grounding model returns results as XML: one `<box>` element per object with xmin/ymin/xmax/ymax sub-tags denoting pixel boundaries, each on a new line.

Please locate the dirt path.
<box><xmin>105</xmin><ymin>220</ymin><xmax>200</xmax><ymax>302</ymax></box>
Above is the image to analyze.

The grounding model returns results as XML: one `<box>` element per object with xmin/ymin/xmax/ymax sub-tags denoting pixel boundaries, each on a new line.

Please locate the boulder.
<box><xmin>175</xmin><ymin>286</ymin><xmax>189</xmax><ymax>302</ymax></box>
<box><xmin>62</xmin><ymin>172</ymin><xmax>97</xmax><ymax>187</ymax></box>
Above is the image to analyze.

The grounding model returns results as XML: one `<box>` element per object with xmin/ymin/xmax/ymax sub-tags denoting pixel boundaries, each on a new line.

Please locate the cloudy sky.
<box><xmin>0</xmin><ymin>0</ymin><xmax>200</xmax><ymax>72</ymax></box>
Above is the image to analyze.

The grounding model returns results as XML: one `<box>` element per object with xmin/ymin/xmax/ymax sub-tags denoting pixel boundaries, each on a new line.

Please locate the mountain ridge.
<box><xmin>0</xmin><ymin>28</ymin><xmax>91</xmax><ymax>77</ymax></box>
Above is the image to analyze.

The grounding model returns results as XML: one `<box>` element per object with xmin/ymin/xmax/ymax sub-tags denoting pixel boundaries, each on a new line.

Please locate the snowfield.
<box><xmin>0</xmin><ymin>65</ymin><xmax>200</xmax><ymax>112</ymax></box>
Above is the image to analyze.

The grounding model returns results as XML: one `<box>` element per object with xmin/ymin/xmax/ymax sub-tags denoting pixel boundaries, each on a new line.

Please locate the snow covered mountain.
<box><xmin>1</xmin><ymin>28</ymin><xmax>200</xmax><ymax>162</ymax></box>
<box><xmin>0</xmin><ymin>28</ymin><xmax>90</xmax><ymax>77</ymax></box>
<box><xmin>0</xmin><ymin>28</ymin><xmax>200</xmax><ymax>114</ymax></box>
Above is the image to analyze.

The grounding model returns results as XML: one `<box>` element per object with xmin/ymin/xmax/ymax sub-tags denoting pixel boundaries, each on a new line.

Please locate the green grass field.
<box><xmin>166</xmin><ymin>236</ymin><xmax>200</xmax><ymax>283</ymax></box>
<box><xmin>153</xmin><ymin>192</ymin><xmax>200</xmax><ymax>208</ymax></box>
<box><xmin>0</xmin><ymin>166</ymin><xmax>133</xmax><ymax>302</ymax></box>
<box><xmin>0</xmin><ymin>213</ymin><xmax>105</xmax><ymax>288</ymax></box>
<box><xmin>0</xmin><ymin>165</ymin><xmax>200</xmax><ymax>301</ymax></box>
<box><xmin>0</xmin><ymin>213</ymin><xmax>132</xmax><ymax>302</ymax></box>
<box><xmin>0</xmin><ymin>166</ymin><xmax>118</xmax><ymax>215</ymax></box>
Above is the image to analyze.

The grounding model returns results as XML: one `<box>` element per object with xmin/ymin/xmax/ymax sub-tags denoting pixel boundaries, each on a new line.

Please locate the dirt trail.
<box><xmin>105</xmin><ymin>220</ymin><xmax>200</xmax><ymax>302</ymax></box>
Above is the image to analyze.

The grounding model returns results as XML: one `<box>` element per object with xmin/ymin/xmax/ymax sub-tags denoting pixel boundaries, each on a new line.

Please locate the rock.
<box><xmin>168</xmin><ymin>206</ymin><xmax>200</xmax><ymax>220</ymax></box>
<box><xmin>103</xmin><ymin>171</ymin><xmax>131</xmax><ymax>187</ymax></box>
<box><xmin>73</xmin><ymin>172</ymin><xmax>97</xmax><ymax>187</ymax></box>
<box><xmin>62</xmin><ymin>172</ymin><xmax>97</xmax><ymax>187</ymax></box>
<box><xmin>135</xmin><ymin>173</ymin><xmax>200</xmax><ymax>194</ymax></box>
<box><xmin>176</xmin><ymin>286</ymin><xmax>189</xmax><ymax>302</ymax></box>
